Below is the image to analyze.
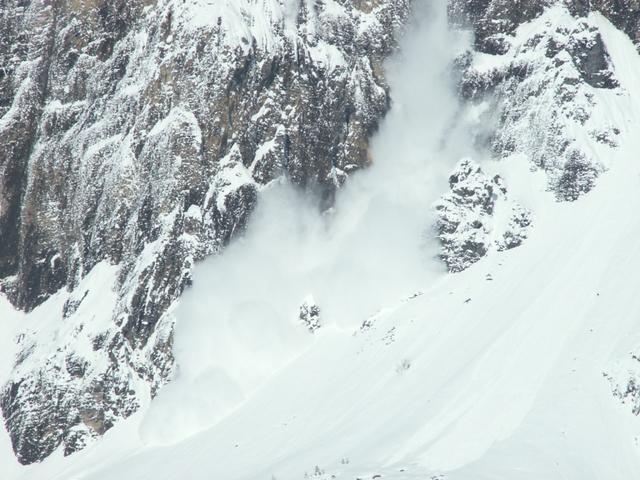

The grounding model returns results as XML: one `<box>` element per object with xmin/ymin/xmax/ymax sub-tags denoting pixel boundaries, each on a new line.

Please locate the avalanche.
<box><xmin>3</xmin><ymin>2</ymin><xmax>640</xmax><ymax>480</ymax></box>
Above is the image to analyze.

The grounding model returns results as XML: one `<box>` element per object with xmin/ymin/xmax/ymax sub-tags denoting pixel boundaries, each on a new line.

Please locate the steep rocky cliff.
<box><xmin>0</xmin><ymin>0</ymin><xmax>409</xmax><ymax>464</ymax></box>
<box><xmin>436</xmin><ymin>158</ymin><xmax>531</xmax><ymax>272</ymax></box>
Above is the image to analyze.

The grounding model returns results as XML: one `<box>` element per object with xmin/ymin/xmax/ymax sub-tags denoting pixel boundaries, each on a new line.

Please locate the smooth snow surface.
<box><xmin>3</xmin><ymin>3</ymin><xmax>640</xmax><ymax>479</ymax></box>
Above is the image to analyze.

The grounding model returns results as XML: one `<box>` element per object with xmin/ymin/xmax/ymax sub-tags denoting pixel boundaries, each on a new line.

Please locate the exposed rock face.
<box><xmin>449</xmin><ymin>0</ymin><xmax>553</xmax><ymax>54</ymax></box>
<box><xmin>452</xmin><ymin>1</ymin><xmax>623</xmax><ymax>202</ymax></box>
<box><xmin>299</xmin><ymin>295</ymin><xmax>322</xmax><ymax>333</ymax></box>
<box><xmin>569</xmin><ymin>0</ymin><xmax>640</xmax><ymax>46</ymax></box>
<box><xmin>436</xmin><ymin>0</ymin><xmax>632</xmax><ymax>271</ymax></box>
<box><xmin>436</xmin><ymin>159</ymin><xmax>531</xmax><ymax>272</ymax></box>
<box><xmin>450</xmin><ymin>0</ymin><xmax>640</xmax><ymax>53</ymax></box>
<box><xmin>0</xmin><ymin>0</ymin><xmax>410</xmax><ymax>464</ymax></box>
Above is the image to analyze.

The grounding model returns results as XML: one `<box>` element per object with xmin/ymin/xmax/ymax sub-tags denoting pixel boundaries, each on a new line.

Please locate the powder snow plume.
<box><xmin>140</xmin><ymin>0</ymin><xmax>474</xmax><ymax>444</ymax></box>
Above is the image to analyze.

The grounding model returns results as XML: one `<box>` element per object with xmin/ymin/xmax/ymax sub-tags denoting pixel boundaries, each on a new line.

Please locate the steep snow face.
<box><xmin>0</xmin><ymin>0</ymin><xmax>410</xmax><ymax>464</ymax></box>
<box><xmin>4</xmin><ymin>3</ymin><xmax>640</xmax><ymax>480</ymax></box>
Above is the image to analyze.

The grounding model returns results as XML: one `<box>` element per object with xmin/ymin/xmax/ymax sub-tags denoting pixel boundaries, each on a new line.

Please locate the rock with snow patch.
<box><xmin>452</xmin><ymin>1</ymin><xmax>624</xmax><ymax>201</ymax></box>
<box><xmin>299</xmin><ymin>296</ymin><xmax>322</xmax><ymax>333</ymax></box>
<box><xmin>435</xmin><ymin>158</ymin><xmax>532</xmax><ymax>272</ymax></box>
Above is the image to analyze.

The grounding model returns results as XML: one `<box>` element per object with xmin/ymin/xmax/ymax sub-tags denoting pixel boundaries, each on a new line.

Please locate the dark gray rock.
<box><xmin>435</xmin><ymin>159</ymin><xmax>532</xmax><ymax>272</ymax></box>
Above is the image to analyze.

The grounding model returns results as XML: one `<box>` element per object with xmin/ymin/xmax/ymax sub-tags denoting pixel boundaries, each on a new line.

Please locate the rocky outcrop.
<box><xmin>0</xmin><ymin>0</ymin><xmax>410</xmax><ymax>464</ymax></box>
<box><xmin>299</xmin><ymin>295</ymin><xmax>322</xmax><ymax>333</ymax></box>
<box><xmin>449</xmin><ymin>0</ymin><xmax>640</xmax><ymax>435</ymax></box>
<box><xmin>435</xmin><ymin>159</ymin><xmax>531</xmax><ymax>272</ymax></box>
<box><xmin>436</xmin><ymin>0</ymin><xmax>636</xmax><ymax>270</ymax></box>
<box><xmin>569</xmin><ymin>0</ymin><xmax>640</xmax><ymax>47</ymax></box>
<box><xmin>449</xmin><ymin>0</ymin><xmax>552</xmax><ymax>54</ymax></box>
<box><xmin>452</xmin><ymin>1</ymin><xmax>622</xmax><ymax>201</ymax></box>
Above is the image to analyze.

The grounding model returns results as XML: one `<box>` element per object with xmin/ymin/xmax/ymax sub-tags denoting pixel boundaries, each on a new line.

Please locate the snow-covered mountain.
<box><xmin>2</xmin><ymin>0</ymin><xmax>640</xmax><ymax>478</ymax></box>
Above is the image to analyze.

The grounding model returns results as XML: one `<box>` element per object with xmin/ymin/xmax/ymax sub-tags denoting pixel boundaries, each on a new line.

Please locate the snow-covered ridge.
<box><xmin>429</xmin><ymin>2</ymin><xmax>630</xmax><ymax>271</ymax></box>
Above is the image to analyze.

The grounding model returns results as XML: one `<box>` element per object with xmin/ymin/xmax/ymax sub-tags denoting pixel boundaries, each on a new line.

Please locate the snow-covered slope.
<box><xmin>3</xmin><ymin>2</ymin><xmax>640</xmax><ymax>478</ymax></box>
<box><xmin>6</xmin><ymin>97</ymin><xmax>640</xmax><ymax>479</ymax></box>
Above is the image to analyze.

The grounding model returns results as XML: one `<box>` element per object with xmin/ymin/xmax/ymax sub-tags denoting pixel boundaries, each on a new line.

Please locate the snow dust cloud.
<box><xmin>141</xmin><ymin>0</ymin><xmax>476</xmax><ymax>444</ymax></box>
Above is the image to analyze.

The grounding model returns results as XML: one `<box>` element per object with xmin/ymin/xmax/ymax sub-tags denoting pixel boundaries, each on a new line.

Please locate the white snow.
<box><xmin>3</xmin><ymin>3</ymin><xmax>640</xmax><ymax>480</ymax></box>
<box><xmin>208</xmin><ymin>144</ymin><xmax>255</xmax><ymax>212</ymax></box>
<box><xmin>175</xmin><ymin>0</ymin><xmax>297</xmax><ymax>50</ymax></box>
<box><xmin>170</xmin><ymin>0</ymin><xmax>365</xmax><ymax>70</ymax></box>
